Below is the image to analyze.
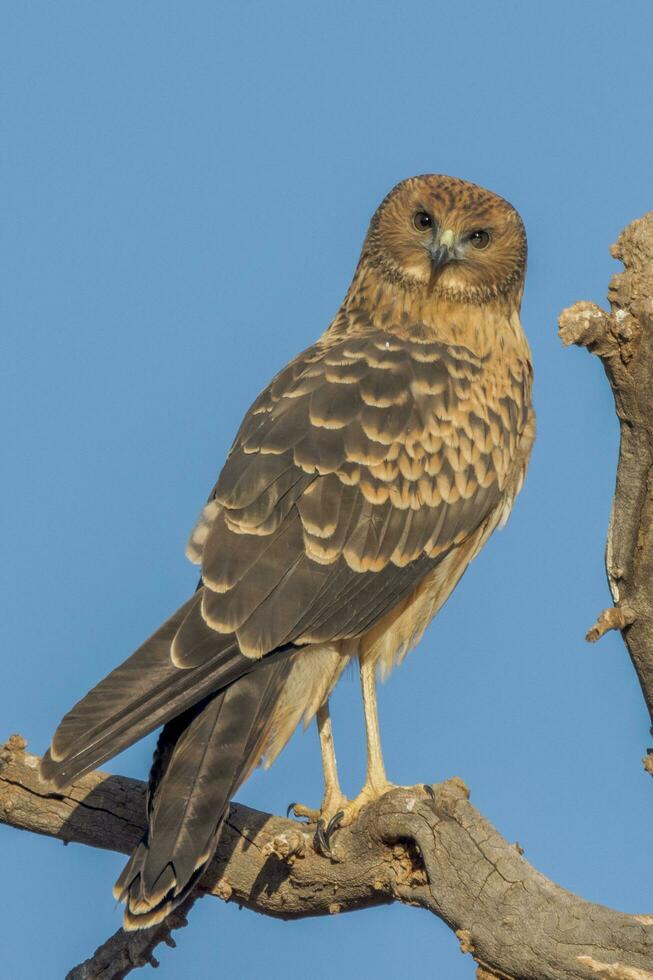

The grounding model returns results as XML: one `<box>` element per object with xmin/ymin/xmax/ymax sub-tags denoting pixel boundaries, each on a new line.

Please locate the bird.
<box><xmin>41</xmin><ymin>174</ymin><xmax>534</xmax><ymax>930</ymax></box>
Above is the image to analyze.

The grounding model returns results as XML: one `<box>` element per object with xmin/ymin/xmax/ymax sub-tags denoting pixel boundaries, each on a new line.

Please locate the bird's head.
<box><xmin>362</xmin><ymin>174</ymin><xmax>527</xmax><ymax>305</ymax></box>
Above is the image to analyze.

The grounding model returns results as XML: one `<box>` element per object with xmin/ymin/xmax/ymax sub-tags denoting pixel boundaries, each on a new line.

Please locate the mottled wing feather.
<box><xmin>182</xmin><ymin>329</ymin><xmax>530</xmax><ymax>661</ymax></box>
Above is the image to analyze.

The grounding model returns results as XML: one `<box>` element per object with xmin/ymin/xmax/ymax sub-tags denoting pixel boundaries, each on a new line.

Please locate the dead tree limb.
<box><xmin>3</xmin><ymin>210</ymin><xmax>653</xmax><ymax>979</ymax></box>
<box><xmin>559</xmin><ymin>208</ymin><xmax>653</xmax><ymax>737</ymax></box>
<box><xmin>1</xmin><ymin>736</ymin><xmax>652</xmax><ymax>980</ymax></box>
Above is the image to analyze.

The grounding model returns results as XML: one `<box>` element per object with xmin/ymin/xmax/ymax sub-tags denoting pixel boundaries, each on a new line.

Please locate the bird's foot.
<box><xmin>309</xmin><ymin>779</ymin><xmax>396</xmax><ymax>858</ymax></box>
<box><xmin>287</xmin><ymin>785</ymin><xmax>349</xmax><ymax>826</ymax></box>
<box><xmin>320</xmin><ymin>780</ymin><xmax>435</xmax><ymax>841</ymax></box>
<box><xmin>287</xmin><ymin>788</ymin><xmax>350</xmax><ymax>858</ymax></box>
<box><xmin>286</xmin><ymin>801</ymin><xmax>320</xmax><ymax>823</ymax></box>
<box><xmin>289</xmin><ymin>782</ymin><xmax>433</xmax><ymax>857</ymax></box>
<box><xmin>333</xmin><ymin>777</ymin><xmax>395</xmax><ymax>827</ymax></box>
<box><xmin>312</xmin><ymin>778</ymin><xmax>399</xmax><ymax>857</ymax></box>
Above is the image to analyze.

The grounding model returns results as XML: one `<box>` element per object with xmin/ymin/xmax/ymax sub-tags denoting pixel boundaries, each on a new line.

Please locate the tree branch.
<box><xmin>1</xmin><ymin>735</ymin><xmax>652</xmax><ymax>980</ymax></box>
<box><xmin>3</xmin><ymin>211</ymin><xmax>653</xmax><ymax>979</ymax></box>
<box><xmin>559</xmin><ymin>209</ymin><xmax>653</xmax><ymax>739</ymax></box>
<box><xmin>65</xmin><ymin>900</ymin><xmax>193</xmax><ymax>980</ymax></box>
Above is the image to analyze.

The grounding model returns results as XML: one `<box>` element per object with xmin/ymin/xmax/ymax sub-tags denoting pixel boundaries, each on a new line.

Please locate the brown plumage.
<box><xmin>41</xmin><ymin>174</ymin><xmax>534</xmax><ymax>929</ymax></box>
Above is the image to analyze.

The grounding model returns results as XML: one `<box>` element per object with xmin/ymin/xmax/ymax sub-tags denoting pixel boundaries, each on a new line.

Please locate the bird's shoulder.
<box><xmin>177</xmin><ymin>325</ymin><xmax>532</xmax><ymax>657</ymax></box>
<box><xmin>188</xmin><ymin>327</ymin><xmax>529</xmax><ymax>565</ymax></box>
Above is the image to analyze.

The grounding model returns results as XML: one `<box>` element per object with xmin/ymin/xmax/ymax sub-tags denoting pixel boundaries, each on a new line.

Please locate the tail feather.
<box><xmin>41</xmin><ymin>587</ymin><xmax>298</xmax><ymax>929</ymax></box>
<box><xmin>40</xmin><ymin>592</ymin><xmax>291</xmax><ymax>788</ymax></box>
<box><xmin>116</xmin><ymin>654</ymin><xmax>295</xmax><ymax>929</ymax></box>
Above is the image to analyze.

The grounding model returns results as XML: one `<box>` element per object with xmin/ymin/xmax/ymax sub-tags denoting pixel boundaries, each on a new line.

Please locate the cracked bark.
<box><xmin>1</xmin><ymin>739</ymin><xmax>652</xmax><ymax>980</ymax></box>
<box><xmin>559</xmin><ymin>208</ymin><xmax>653</xmax><ymax>735</ymax></box>
<box><xmin>3</xmin><ymin>211</ymin><xmax>653</xmax><ymax>979</ymax></box>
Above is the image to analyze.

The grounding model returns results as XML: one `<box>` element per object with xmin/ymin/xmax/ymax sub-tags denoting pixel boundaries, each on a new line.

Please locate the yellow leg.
<box><xmin>355</xmin><ymin>660</ymin><xmax>432</xmax><ymax>818</ymax></box>
<box><xmin>357</xmin><ymin>658</ymin><xmax>392</xmax><ymax>800</ymax></box>
<box><xmin>289</xmin><ymin>700</ymin><xmax>348</xmax><ymax>823</ymax></box>
<box><xmin>311</xmin><ymin>659</ymin><xmax>394</xmax><ymax>830</ymax></box>
<box><xmin>291</xmin><ymin>661</ymin><xmax>424</xmax><ymax>841</ymax></box>
<box><xmin>315</xmin><ymin>701</ymin><xmax>349</xmax><ymax>816</ymax></box>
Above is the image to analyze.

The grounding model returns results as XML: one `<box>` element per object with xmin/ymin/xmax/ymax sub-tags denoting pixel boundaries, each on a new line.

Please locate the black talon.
<box><xmin>287</xmin><ymin>802</ymin><xmax>312</xmax><ymax>823</ymax></box>
<box><xmin>315</xmin><ymin>819</ymin><xmax>330</xmax><ymax>856</ymax></box>
<box><xmin>325</xmin><ymin>809</ymin><xmax>345</xmax><ymax>840</ymax></box>
<box><xmin>314</xmin><ymin>810</ymin><xmax>345</xmax><ymax>857</ymax></box>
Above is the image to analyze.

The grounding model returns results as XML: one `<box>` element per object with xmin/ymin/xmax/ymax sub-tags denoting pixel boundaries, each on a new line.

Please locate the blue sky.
<box><xmin>2</xmin><ymin>2</ymin><xmax>652</xmax><ymax>977</ymax></box>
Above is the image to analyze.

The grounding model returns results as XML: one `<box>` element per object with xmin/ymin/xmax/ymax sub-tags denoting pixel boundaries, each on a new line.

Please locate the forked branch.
<box><xmin>1</xmin><ymin>736</ymin><xmax>652</xmax><ymax>979</ymax></box>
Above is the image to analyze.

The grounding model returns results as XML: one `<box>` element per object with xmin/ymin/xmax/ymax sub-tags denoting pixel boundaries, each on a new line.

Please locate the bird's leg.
<box><xmin>316</xmin><ymin>659</ymin><xmax>396</xmax><ymax>835</ymax></box>
<box><xmin>291</xmin><ymin>662</ymin><xmax>431</xmax><ymax>854</ymax></box>
<box><xmin>353</xmin><ymin>659</ymin><xmax>434</xmax><ymax>818</ymax></box>
<box><xmin>359</xmin><ymin>657</ymin><xmax>392</xmax><ymax>797</ymax></box>
<box><xmin>333</xmin><ymin>658</ymin><xmax>434</xmax><ymax>828</ymax></box>
<box><xmin>288</xmin><ymin>701</ymin><xmax>348</xmax><ymax>825</ymax></box>
<box><xmin>315</xmin><ymin>701</ymin><xmax>349</xmax><ymax>817</ymax></box>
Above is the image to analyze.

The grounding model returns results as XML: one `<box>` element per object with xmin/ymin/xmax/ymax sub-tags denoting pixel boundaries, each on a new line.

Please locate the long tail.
<box><xmin>40</xmin><ymin>589</ymin><xmax>297</xmax><ymax>928</ymax></box>
<box><xmin>114</xmin><ymin>654</ymin><xmax>293</xmax><ymax>929</ymax></box>
<box><xmin>41</xmin><ymin>590</ymin><xmax>291</xmax><ymax>788</ymax></box>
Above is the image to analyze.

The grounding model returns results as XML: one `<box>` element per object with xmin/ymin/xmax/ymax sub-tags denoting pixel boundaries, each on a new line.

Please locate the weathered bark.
<box><xmin>2</xmin><ymin>211</ymin><xmax>653</xmax><ymax>979</ymax></box>
<box><xmin>65</xmin><ymin>899</ymin><xmax>194</xmax><ymax>980</ymax></box>
<box><xmin>559</xmin><ymin>209</ymin><xmax>653</xmax><ymax>734</ymax></box>
<box><xmin>1</xmin><ymin>736</ymin><xmax>652</xmax><ymax>980</ymax></box>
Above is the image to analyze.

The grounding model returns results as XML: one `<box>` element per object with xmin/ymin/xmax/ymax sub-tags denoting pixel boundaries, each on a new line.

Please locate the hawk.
<box><xmin>41</xmin><ymin>174</ymin><xmax>534</xmax><ymax>929</ymax></box>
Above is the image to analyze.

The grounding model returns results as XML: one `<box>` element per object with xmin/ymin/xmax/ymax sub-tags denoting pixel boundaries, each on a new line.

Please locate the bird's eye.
<box><xmin>413</xmin><ymin>211</ymin><xmax>433</xmax><ymax>231</ymax></box>
<box><xmin>469</xmin><ymin>229</ymin><xmax>491</xmax><ymax>249</ymax></box>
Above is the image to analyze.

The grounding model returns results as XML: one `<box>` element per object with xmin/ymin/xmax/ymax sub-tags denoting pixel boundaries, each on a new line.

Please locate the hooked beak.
<box><xmin>428</xmin><ymin>228</ymin><xmax>455</xmax><ymax>269</ymax></box>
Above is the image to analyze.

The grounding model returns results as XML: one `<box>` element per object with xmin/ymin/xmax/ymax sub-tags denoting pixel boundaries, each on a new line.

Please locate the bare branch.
<box><xmin>586</xmin><ymin>605</ymin><xmax>636</xmax><ymax>643</ymax></box>
<box><xmin>559</xmin><ymin>209</ymin><xmax>653</xmax><ymax>730</ymax></box>
<box><xmin>2</xmin><ymin>737</ymin><xmax>651</xmax><ymax>980</ymax></box>
<box><xmin>577</xmin><ymin>957</ymin><xmax>653</xmax><ymax>980</ymax></box>
<box><xmin>66</xmin><ymin>901</ymin><xmax>193</xmax><ymax>980</ymax></box>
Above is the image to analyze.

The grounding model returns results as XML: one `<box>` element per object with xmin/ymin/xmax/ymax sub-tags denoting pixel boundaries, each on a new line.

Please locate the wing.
<box><xmin>180</xmin><ymin>328</ymin><xmax>530</xmax><ymax>660</ymax></box>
